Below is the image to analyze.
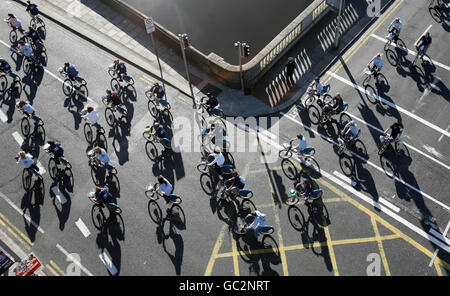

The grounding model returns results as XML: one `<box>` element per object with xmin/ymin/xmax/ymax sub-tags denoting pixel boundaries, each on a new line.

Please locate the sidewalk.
<box><xmin>14</xmin><ymin>0</ymin><xmax>391</xmax><ymax>117</ymax></box>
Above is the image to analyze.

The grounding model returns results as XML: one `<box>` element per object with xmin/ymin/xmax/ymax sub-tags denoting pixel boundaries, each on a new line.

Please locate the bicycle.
<box><xmin>22</xmin><ymin>55</ymin><xmax>42</xmax><ymax>75</ymax></box>
<box><xmin>108</xmin><ymin>65</ymin><xmax>134</xmax><ymax>93</ymax></box>
<box><xmin>17</xmin><ymin>108</ymin><xmax>45</xmax><ymax>139</ymax></box>
<box><xmin>44</xmin><ymin>143</ymin><xmax>72</xmax><ymax>181</ymax></box>
<box><xmin>0</xmin><ymin>71</ymin><xmax>22</xmax><ymax>94</ymax></box>
<box><xmin>196</xmin><ymin>97</ymin><xmax>225</xmax><ymax>118</ymax></box>
<box><xmin>318</xmin><ymin>101</ymin><xmax>350</xmax><ymax>126</ymax></box>
<box><xmin>233</xmin><ymin>217</ymin><xmax>274</xmax><ymax>238</ymax></box>
<box><xmin>304</xmin><ymin>85</ymin><xmax>331</xmax><ymax>106</ymax></box>
<box><xmin>384</xmin><ymin>30</ymin><xmax>400</xmax><ymax>51</ymax></box>
<box><xmin>5</xmin><ymin>21</ymin><xmax>21</xmax><ymax>44</ymax></box>
<box><xmin>88</xmin><ymin>189</ymin><xmax>121</xmax><ymax>230</ymax></box>
<box><xmin>29</xmin><ymin>14</ymin><xmax>45</xmax><ymax>30</ymax></box>
<box><xmin>337</xmin><ymin>131</ymin><xmax>360</xmax><ymax>156</ymax></box>
<box><xmin>378</xmin><ymin>133</ymin><xmax>402</xmax><ymax>155</ymax></box>
<box><xmin>143</xmin><ymin>125</ymin><xmax>172</xmax><ymax>161</ymax></box>
<box><xmin>80</xmin><ymin>114</ymin><xmax>107</xmax><ymax>147</ymax></box>
<box><xmin>21</xmin><ymin>165</ymin><xmax>43</xmax><ymax>191</ymax></box>
<box><xmin>279</xmin><ymin>143</ymin><xmax>320</xmax><ymax>177</ymax></box>
<box><xmin>87</xmin><ymin>150</ymin><xmax>118</xmax><ymax>188</ymax></box>
<box><xmin>413</xmin><ymin>46</ymin><xmax>428</xmax><ymax>66</ymax></box>
<box><xmin>58</xmin><ymin>68</ymin><xmax>88</xmax><ymax>98</ymax></box>
<box><xmin>102</xmin><ymin>96</ymin><xmax>128</xmax><ymax>127</ymax></box>
<box><xmin>362</xmin><ymin>67</ymin><xmax>381</xmax><ymax>86</ymax></box>
<box><xmin>196</xmin><ymin>155</ymin><xmax>234</xmax><ymax>175</ymax></box>
<box><xmin>145</xmin><ymin>183</ymin><xmax>182</xmax><ymax>204</ymax></box>
<box><xmin>285</xmin><ymin>186</ymin><xmax>328</xmax><ymax>226</ymax></box>
<box><xmin>147</xmin><ymin>95</ymin><xmax>172</xmax><ymax>119</ymax></box>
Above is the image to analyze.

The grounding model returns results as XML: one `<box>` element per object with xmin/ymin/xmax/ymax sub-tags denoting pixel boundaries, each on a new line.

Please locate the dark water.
<box><xmin>124</xmin><ymin>0</ymin><xmax>314</xmax><ymax>63</ymax></box>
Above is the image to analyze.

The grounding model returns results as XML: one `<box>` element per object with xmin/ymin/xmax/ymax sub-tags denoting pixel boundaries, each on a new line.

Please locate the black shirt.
<box><xmin>419</xmin><ymin>35</ymin><xmax>432</xmax><ymax>46</ymax></box>
<box><xmin>390</xmin><ymin>125</ymin><xmax>401</xmax><ymax>139</ymax></box>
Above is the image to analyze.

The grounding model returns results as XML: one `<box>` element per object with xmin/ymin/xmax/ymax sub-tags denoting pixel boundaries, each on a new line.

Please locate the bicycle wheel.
<box><xmin>378</xmin><ymin>142</ymin><xmax>388</xmax><ymax>155</ymax></box>
<box><xmin>323</xmin><ymin>94</ymin><xmax>333</xmax><ymax>105</ymax></box>
<box><xmin>12</xmin><ymin>79</ymin><xmax>22</xmax><ymax>96</ymax></box>
<box><xmin>145</xmin><ymin>141</ymin><xmax>158</xmax><ymax>161</ymax></box>
<box><xmin>63</xmin><ymin>167</ymin><xmax>74</xmax><ymax>190</ymax></box>
<box><xmin>309</xmin><ymin>201</ymin><xmax>329</xmax><ymax>228</ymax></box>
<box><xmin>363</xmin><ymin>72</ymin><xmax>372</xmax><ymax>86</ymax></box>
<box><xmin>76</xmin><ymin>85</ymin><xmax>88</xmax><ymax>100</ymax></box>
<box><xmin>105</xmin><ymin>108</ymin><xmax>116</xmax><ymax>127</ymax></box>
<box><xmin>34</xmin><ymin>125</ymin><xmax>46</xmax><ymax>144</ymax></box>
<box><xmin>339</xmin><ymin>113</ymin><xmax>352</xmax><ymax>128</ymax></box>
<box><xmin>240</xmin><ymin>199</ymin><xmax>256</xmax><ymax>215</ymax></box>
<box><xmin>196</xmin><ymin>162</ymin><xmax>209</xmax><ymax>173</ymax></box>
<box><xmin>62</xmin><ymin>79</ymin><xmax>73</xmax><ymax>96</ymax></box>
<box><xmin>83</xmin><ymin>123</ymin><xmax>93</xmax><ymax>143</ymax></box>
<box><xmin>200</xmin><ymin>173</ymin><xmax>215</xmax><ymax>196</ymax></box>
<box><xmin>142</xmin><ymin>130</ymin><xmax>153</xmax><ymax>141</ymax></box>
<box><xmin>0</xmin><ymin>75</ymin><xmax>7</xmax><ymax>92</ymax></box>
<box><xmin>90</xmin><ymin>165</ymin><xmax>103</xmax><ymax>186</ymax></box>
<box><xmin>127</xmin><ymin>77</ymin><xmax>135</xmax><ymax>86</ymax></box>
<box><xmin>22</xmin><ymin>169</ymin><xmax>33</xmax><ymax>191</ymax></box>
<box><xmin>147</xmin><ymin>100</ymin><xmax>158</xmax><ymax>118</ymax></box>
<box><xmin>337</xmin><ymin>142</ymin><xmax>346</xmax><ymax>156</ymax></box>
<box><xmin>304</xmin><ymin>95</ymin><xmax>315</xmax><ymax>106</ymax></box>
<box><xmin>281</xmin><ymin>158</ymin><xmax>298</xmax><ymax>180</ymax></box>
<box><xmin>147</xmin><ymin>200</ymin><xmax>162</xmax><ymax>224</ymax></box>
<box><xmin>21</xmin><ymin>117</ymin><xmax>31</xmax><ymax>137</ymax></box>
<box><xmin>106</xmin><ymin>173</ymin><xmax>120</xmax><ymax>195</ymax></box>
<box><xmin>48</xmin><ymin>158</ymin><xmax>58</xmax><ymax>179</ymax></box>
<box><xmin>108</xmin><ymin>69</ymin><xmax>116</xmax><ymax>78</ymax></box>
<box><xmin>364</xmin><ymin>85</ymin><xmax>377</xmax><ymax>104</ymax></box>
<box><xmin>169</xmin><ymin>204</ymin><xmax>185</xmax><ymax>226</ymax></box>
<box><xmin>278</xmin><ymin>149</ymin><xmax>293</xmax><ymax>159</ymax></box>
<box><xmin>384</xmin><ymin>39</ymin><xmax>391</xmax><ymax>51</ymax></box>
<box><xmin>110</xmin><ymin>78</ymin><xmax>121</xmax><ymax>93</ymax></box>
<box><xmin>22</xmin><ymin>59</ymin><xmax>31</xmax><ymax>75</ymax></box>
<box><xmin>307</xmin><ymin>105</ymin><xmax>320</xmax><ymax>125</ymax></box>
<box><xmin>9</xmin><ymin>30</ymin><xmax>17</xmax><ymax>44</ymax></box>
<box><xmin>288</xmin><ymin>205</ymin><xmax>306</xmax><ymax>231</ymax></box>
<box><xmin>91</xmin><ymin>204</ymin><xmax>106</xmax><ymax>230</ymax></box>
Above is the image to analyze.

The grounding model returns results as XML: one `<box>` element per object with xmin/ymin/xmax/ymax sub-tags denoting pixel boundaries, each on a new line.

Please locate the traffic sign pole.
<box><xmin>145</xmin><ymin>17</ymin><xmax>167</xmax><ymax>100</ymax></box>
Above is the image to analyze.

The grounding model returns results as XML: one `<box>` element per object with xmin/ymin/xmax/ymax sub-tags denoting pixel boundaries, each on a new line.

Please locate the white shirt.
<box><xmin>158</xmin><ymin>180</ymin><xmax>173</xmax><ymax>195</ymax></box>
<box><xmin>94</xmin><ymin>149</ymin><xmax>110</xmax><ymax>163</ymax></box>
<box><xmin>345</xmin><ymin>122</ymin><xmax>360</xmax><ymax>136</ymax></box>
<box><xmin>296</xmin><ymin>139</ymin><xmax>307</xmax><ymax>151</ymax></box>
<box><xmin>371</xmin><ymin>56</ymin><xmax>383</xmax><ymax>69</ymax></box>
<box><xmin>84</xmin><ymin>110</ymin><xmax>99</xmax><ymax>124</ymax></box>
<box><xmin>22</xmin><ymin>103</ymin><xmax>35</xmax><ymax>115</ymax></box>
<box><xmin>17</xmin><ymin>153</ymin><xmax>34</xmax><ymax>169</ymax></box>
<box><xmin>391</xmin><ymin>20</ymin><xmax>402</xmax><ymax>31</ymax></box>
<box><xmin>208</xmin><ymin>152</ymin><xmax>225</xmax><ymax>167</ymax></box>
<box><xmin>19</xmin><ymin>44</ymin><xmax>33</xmax><ymax>58</ymax></box>
<box><xmin>249</xmin><ymin>211</ymin><xmax>267</xmax><ymax>229</ymax></box>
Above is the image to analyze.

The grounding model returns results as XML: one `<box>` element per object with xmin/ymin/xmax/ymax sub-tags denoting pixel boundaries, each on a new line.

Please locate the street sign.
<box><xmin>14</xmin><ymin>253</ymin><xmax>42</xmax><ymax>276</ymax></box>
<box><xmin>144</xmin><ymin>17</ymin><xmax>156</xmax><ymax>34</ymax></box>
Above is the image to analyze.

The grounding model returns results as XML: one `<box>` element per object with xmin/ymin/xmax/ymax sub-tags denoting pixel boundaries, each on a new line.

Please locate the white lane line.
<box><xmin>333</xmin><ymin>170</ymin><xmax>357</xmax><ymax>187</ymax></box>
<box><xmin>327</xmin><ymin>71</ymin><xmax>450</xmax><ymax>138</ymax></box>
<box><xmin>51</xmin><ymin>186</ymin><xmax>67</xmax><ymax>205</ymax></box>
<box><xmin>346</xmin><ymin>113</ymin><xmax>450</xmax><ymax>170</ymax></box>
<box><xmin>74</xmin><ymin>218</ymin><xmax>91</xmax><ymax>238</ymax></box>
<box><xmin>429</xmin><ymin>228</ymin><xmax>450</xmax><ymax>246</ymax></box>
<box><xmin>378</xmin><ymin>197</ymin><xmax>401</xmax><ymax>213</ymax></box>
<box><xmin>0</xmin><ymin>109</ymin><xmax>7</xmax><ymax>123</ymax></box>
<box><xmin>12</xmin><ymin>132</ymin><xmax>46</xmax><ymax>175</ymax></box>
<box><xmin>0</xmin><ymin>39</ymin><xmax>98</xmax><ymax>108</ymax></box>
<box><xmin>438</xmin><ymin>125</ymin><xmax>450</xmax><ymax>142</ymax></box>
<box><xmin>0</xmin><ymin>191</ymin><xmax>45</xmax><ymax>234</ymax></box>
<box><xmin>99</xmin><ymin>252</ymin><xmax>118</xmax><ymax>275</ymax></box>
<box><xmin>429</xmin><ymin>249</ymin><xmax>439</xmax><ymax>267</ymax></box>
<box><xmin>56</xmin><ymin>244</ymin><xmax>94</xmax><ymax>276</ymax></box>
<box><xmin>281</xmin><ymin>111</ymin><xmax>450</xmax><ymax>212</ymax></box>
<box><xmin>415</xmin><ymin>24</ymin><xmax>433</xmax><ymax>45</ymax></box>
<box><xmin>0</xmin><ymin>227</ymin><xmax>28</xmax><ymax>259</ymax></box>
<box><xmin>371</xmin><ymin>34</ymin><xmax>450</xmax><ymax>72</ymax></box>
<box><xmin>422</xmin><ymin>144</ymin><xmax>443</xmax><ymax>159</ymax></box>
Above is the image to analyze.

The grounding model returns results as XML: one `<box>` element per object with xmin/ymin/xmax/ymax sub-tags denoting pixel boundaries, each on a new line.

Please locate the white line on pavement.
<box><xmin>378</xmin><ymin>197</ymin><xmax>401</xmax><ymax>213</ymax></box>
<box><xmin>429</xmin><ymin>228</ymin><xmax>450</xmax><ymax>246</ymax></box>
<box><xmin>333</xmin><ymin>170</ymin><xmax>357</xmax><ymax>187</ymax></box>
<box><xmin>327</xmin><ymin>71</ymin><xmax>450</xmax><ymax>138</ymax></box>
<box><xmin>346</xmin><ymin>113</ymin><xmax>450</xmax><ymax>170</ymax></box>
<box><xmin>438</xmin><ymin>125</ymin><xmax>450</xmax><ymax>142</ymax></box>
<box><xmin>281</xmin><ymin>111</ymin><xmax>450</xmax><ymax>212</ymax></box>
<box><xmin>0</xmin><ymin>191</ymin><xmax>45</xmax><ymax>234</ymax></box>
<box><xmin>51</xmin><ymin>186</ymin><xmax>67</xmax><ymax>205</ymax></box>
<box><xmin>0</xmin><ymin>227</ymin><xmax>27</xmax><ymax>259</ymax></box>
<box><xmin>74</xmin><ymin>218</ymin><xmax>91</xmax><ymax>238</ymax></box>
<box><xmin>0</xmin><ymin>109</ymin><xmax>7</xmax><ymax>123</ymax></box>
<box><xmin>99</xmin><ymin>252</ymin><xmax>118</xmax><ymax>276</ymax></box>
<box><xmin>56</xmin><ymin>244</ymin><xmax>93</xmax><ymax>276</ymax></box>
<box><xmin>371</xmin><ymin>34</ymin><xmax>450</xmax><ymax>72</ymax></box>
<box><xmin>429</xmin><ymin>249</ymin><xmax>439</xmax><ymax>267</ymax></box>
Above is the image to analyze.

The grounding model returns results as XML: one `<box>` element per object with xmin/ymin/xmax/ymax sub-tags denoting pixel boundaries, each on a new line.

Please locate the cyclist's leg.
<box><xmin>92</xmin><ymin>122</ymin><xmax>103</xmax><ymax>130</ymax></box>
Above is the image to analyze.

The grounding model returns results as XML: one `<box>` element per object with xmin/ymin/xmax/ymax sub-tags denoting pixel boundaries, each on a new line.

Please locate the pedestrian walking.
<box><xmin>285</xmin><ymin>57</ymin><xmax>297</xmax><ymax>86</ymax></box>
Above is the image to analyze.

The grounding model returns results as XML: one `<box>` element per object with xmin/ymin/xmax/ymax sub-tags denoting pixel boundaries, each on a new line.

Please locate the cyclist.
<box><xmin>292</xmin><ymin>134</ymin><xmax>314</xmax><ymax>157</ymax></box>
<box><xmin>294</xmin><ymin>180</ymin><xmax>317</xmax><ymax>201</ymax></box>
<box><xmin>380</xmin><ymin>122</ymin><xmax>403</xmax><ymax>145</ymax></box>
<box><xmin>45</xmin><ymin>140</ymin><xmax>65</xmax><ymax>163</ymax></box>
<box><xmin>17</xmin><ymin>40</ymin><xmax>36</xmax><ymax>64</ymax></box>
<box><xmin>387</xmin><ymin>17</ymin><xmax>402</xmax><ymax>43</ymax></box>
<box><xmin>80</xmin><ymin>106</ymin><xmax>103</xmax><ymax>131</ymax></box>
<box><xmin>222</xmin><ymin>170</ymin><xmax>245</xmax><ymax>197</ymax></box>
<box><xmin>243</xmin><ymin>210</ymin><xmax>268</xmax><ymax>240</ymax></box>
<box><xmin>5</xmin><ymin>14</ymin><xmax>25</xmax><ymax>33</ymax></box>
<box><xmin>90</xmin><ymin>186</ymin><xmax>117</xmax><ymax>209</ymax></box>
<box><xmin>63</xmin><ymin>63</ymin><xmax>79</xmax><ymax>81</ymax></box>
<box><xmin>330</xmin><ymin>93</ymin><xmax>345</xmax><ymax>114</ymax></box>
<box><xmin>415</xmin><ymin>32</ymin><xmax>432</xmax><ymax>60</ymax></box>
<box><xmin>148</xmin><ymin>82</ymin><xmax>165</xmax><ymax>102</ymax></box>
<box><xmin>152</xmin><ymin>175</ymin><xmax>173</xmax><ymax>203</ymax></box>
<box><xmin>203</xmin><ymin>93</ymin><xmax>219</xmax><ymax>115</ymax></box>
<box><xmin>340</xmin><ymin>120</ymin><xmax>360</xmax><ymax>146</ymax></box>
<box><xmin>89</xmin><ymin>146</ymin><xmax>114</xmax><ymax>171</ymax></box>
<box><xmin>26</xmin><ymin>27</ymin><xmax>43</xmax><ymax>50</ymax></box>
<box><xmin>113</xmin><ymin>59</ymin><xmax>127</xmax><ymax>80</ymax></box>
<box><xmin>367</xmin><ymin>53</ymin><xmax>383</xmax><ymax>78</ymax></box>
<box><xmin>15</xmin><ymin>151</ymin><xmax>39</xmax><ymax>172</ymax></box>
<box><xmin>0</xmin><ymin>57</ymin><xmax>17</xmax><ymax>79</ymax></box>
<box><xmin>309</xmin><ymin>78</ymin><xmax>330</xmax><ymax>96</ymax></box>
<box><xmin>17</xmin><ymin>100</ymin><xmax>40</xmax><ymax>121</ymax></box>
<box><xmin>103</xmin><ymin>89</ymin><xmax>126</xmax><ymax>114</ymax></box>
<box><xmin>207</xmin><ymin>147</ymin><xmax>225</xmax><ymax>177</ymax></box>
<box><xmin>152</xmin><ymin>122</ymin><xmax>166</xmax><ymax>140</ymax></box>
<box><xmin>26</xmin><ymin>1</ymin><xmax>41</xmax><ymax>20</ymax></box>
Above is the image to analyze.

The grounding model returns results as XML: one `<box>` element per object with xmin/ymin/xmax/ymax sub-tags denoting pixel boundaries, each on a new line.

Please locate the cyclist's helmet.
<box><xmin>395</xmin><ymin>17</ymin><xmax>400</xmax><ymax>22</ymax></box>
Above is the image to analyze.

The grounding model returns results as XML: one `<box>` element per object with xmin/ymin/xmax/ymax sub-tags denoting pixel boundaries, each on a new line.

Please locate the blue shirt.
<box><xmin>97</xmin><ymin>189</ymin><xmax>112</xmax><ymax>204</ymax></box>
<box><xmin>66</xmin><ymin>64</ymin><xmax>78</xmax><ymax>77</ymax></box>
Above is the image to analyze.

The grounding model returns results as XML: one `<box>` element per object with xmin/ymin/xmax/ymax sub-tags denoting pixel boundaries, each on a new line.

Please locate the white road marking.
<box><xmin>429</xmin><ymin>228</ymin><xmax>450</xmax><ymax>246</ymax></box>
<box><xmin>371</xmin><ymin>34</ymin><xmax>450</xmax><ymax>72</ymax></box>
<box><xmin>281</xmin><ymin>111</ymin><xmax>450</xmax><ymax>212</ymax></box>
<box><xmin>51</xmin><ymin>186</ymin><xmax>67</xmax><ymax>205</ymax></box>
<box><xmin>0</xmin><ymin>39</ymin><xmax>98</xmax><ymax>108</ymax></box>
<box><xmin>378</xmin><ymin>197</ymin><xmax>401</xmax><ymax>213</ymax></box>
<box><xmin>74</xmin><ymin>218</ymin><xmax>91</xmax><ymax>238</ymax></box>
<box><xmin>429</xmin><ymin>249</ymin><xmax>439</xmax><ymax>267</ymax></box>
<box><xmin>438</xmin><ymin>125</ymin><xmax>450</xmax><ymax>142</ymax></box>
<box><xmin>0</xmin><ymin>109</ymin><xmax>7</xmax><ymax>123</ymax></box>
<box><xmin>99</xmin><ymin>252</ymin><xmax>118</xmax><ymax>275</ymax></box>
<box><xmin>346</xmin><ymin>113</ymin><xmax>450</xmax><ymax>170</ymax></box>
<box><xmin>327</xmin><ymin>71</ymin><xmax>450</xmax><ymax>138</ymax></box>
<box><xmin>0</xmin><ymin>191</ymin><xmax>45</xmax><ymax>234</ymax></box>
<box><xmin>422</xmin><ymin>144</ymin><xmax>443</xmax><ymax>159</ymax></box>
<box><xmin>56</xmin><ymin>244</ymin><xmax>93</xmax><ymax>276</ymax></box>
<box><xmin>0</xmin><ymin>227</ymin><xmax>27</xmax><ymax>259</ymax></box>
<box><xmin>333</xmin><ymin>170</ymin><xmax>357</xmax><ymax>187</ymax></box>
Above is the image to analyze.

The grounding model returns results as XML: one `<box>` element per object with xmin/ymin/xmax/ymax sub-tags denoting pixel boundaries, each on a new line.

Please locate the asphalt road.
<box><xmin>0</xmin><ymin>0</ymin><xmax>449</xmax><ymax>276</ymax></box>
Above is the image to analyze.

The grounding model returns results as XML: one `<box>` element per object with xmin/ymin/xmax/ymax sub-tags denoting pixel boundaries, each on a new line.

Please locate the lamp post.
<box><xmin>234</xmin><ymin>41</ymin><xmax>250</xmax><ymax>93</ymax></box>
<box><xmin>332</xmin><ymin>0</ymin><xmax>345</xmax><ymax>49</ymax></box>
<box><xmin>178</xmin><ymin>33</ymin><xmax>195</xmax><ymax>107</ymax></box>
